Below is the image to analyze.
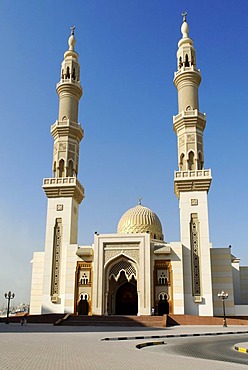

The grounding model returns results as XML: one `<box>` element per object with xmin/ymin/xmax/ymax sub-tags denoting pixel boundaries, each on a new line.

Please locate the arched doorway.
<box><xmin>107</xmin><ymin>258</ymin><xmax>138</xmax><ymax>315</ymax></box>
<box><xmin>116</xmin><ymin>281</ymin><xmax>138</xmax><ymax>315</ymax></box>
<box><xmin>158</xmin><ymin>293</ymin><xmax>169</xmax><ymax>315</ymax></box>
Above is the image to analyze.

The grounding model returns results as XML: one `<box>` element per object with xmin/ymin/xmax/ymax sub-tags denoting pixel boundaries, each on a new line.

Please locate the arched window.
<box><xmin>188</xmin><ymin>151</ymin><xmax>195</xmax><ymax>170</ymax></box>
<box><xmin>72</xmin><ymin>68</ymin><xmax>76</xmax><ymax>80</ymax></box>
<box><xmin>158</xmin><ymin>272</ymin><xmax>167</xmax><ymax>285</ymax></box>
<box><xmin>191</xmin><ymin>55</ymin><xmax>195</xmax><ymax>66</ymax></box>
<box><xmin>80</xmin><ymin>273</ymin><xmax>89</xmax><ymax>285</ymax></box>
<box><xmin>59</xmin><ymin>159</ymin><xmax>65</xmax><ymax>177</ymax></box>
<box><xmin>185</xmin><ymin>54</ymin><xmax>190</xmax><ymax>67</ymax></box>
<box><xmin>178</xmin><ymin>56</ymin><xmax>183</xmax><ymax>69</ymax></box>
<box><xmin>198</xmin><ymin>152</ymin><xmax>204</xmax><ymax>170</ymax></box>
<box><xmin>180</xmin><ymin>153</ymin><xmax>185</xmax><ymax>170</ymax></box>
<box><xmin>66</xmin><ymin>66</ymin><xmax>70</xmax><ymax>79</ymax></box>
<box><xmin>68</xmin><ymin>160</ymin><xmax>74</xmax><ymax>177</ymax></box>
<box><xmin>79</xmin><ymin>293</ymin><xmax>89</xmax><ymax>300</ymax></box>
<box><xmin>53</xmin><ymin>161</ymin><xmax>56</xmax><ymax>178</ymax></box>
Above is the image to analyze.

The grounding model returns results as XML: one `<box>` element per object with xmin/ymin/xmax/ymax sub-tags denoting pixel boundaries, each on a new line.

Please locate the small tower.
<box><xmin>173</xmin><ymin>14</ymin><xmax>213</xmax><ymax>316</ymax></box>
<box><xmin>36</xmin><ymin>28</ymin><xmax>84</xmax><ymax>313</ymax></box>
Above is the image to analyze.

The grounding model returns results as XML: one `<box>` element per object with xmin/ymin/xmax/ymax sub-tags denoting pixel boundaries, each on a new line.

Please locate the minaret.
<box><xmin>173</xmin><ymin>13</ymin><xmax>213</xmax><ymax>316</ymax></box>
<box><xmin>41</xmin><ymin>27</ymin><xmax>84</xmax><ymax>313</ymax></box>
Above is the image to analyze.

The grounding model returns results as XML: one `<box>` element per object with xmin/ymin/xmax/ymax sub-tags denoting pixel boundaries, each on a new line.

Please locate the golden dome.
<box><xmin>117</xmin><ymin>204</ymin><xmax>163</xmax><ymax>240</ymax></box>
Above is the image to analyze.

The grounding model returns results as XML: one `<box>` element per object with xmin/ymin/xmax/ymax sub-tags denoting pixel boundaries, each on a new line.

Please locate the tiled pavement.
<box><xmin>0</xmin><ymin>324</ymin><xmax>248</xmax><ymax>369</ymax></box>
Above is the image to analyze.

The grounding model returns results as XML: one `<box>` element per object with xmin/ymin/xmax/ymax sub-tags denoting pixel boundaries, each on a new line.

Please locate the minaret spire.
<box><xmin>41</xmin><ymin>29</ymin><xmax>85</xmax><ymax>307</ymax></box>
<box><xmin>173</xmin><ymin>13</ymin><xmax>211</xmax><ymax>193</ymax></box>
<box><xmin>172</xmin><ymin>15</ymin><xmax>213</xmax><ymax>316</ymax></box>
<box><xmin>47</xmin><ymin>27</ymin><xmax>84</xmax><ymax>185</ymax></box>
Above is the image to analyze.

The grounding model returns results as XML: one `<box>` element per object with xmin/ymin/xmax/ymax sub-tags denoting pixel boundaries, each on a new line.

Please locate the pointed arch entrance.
<box><xmin>106</xmin><ymin>257</ymin><xmax>138</xmax><ymax>315</ymax></box>
<box><xmin>115</xmin><ymin>278</ymin><xmax>138</xmax><ymax>315</ymax></box>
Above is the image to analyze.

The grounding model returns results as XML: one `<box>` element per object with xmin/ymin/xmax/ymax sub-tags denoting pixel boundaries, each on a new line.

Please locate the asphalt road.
<box><xmin>144</xmin><ymin>334</ymin><xmax>248</xmax><ymax>366</ymax></box>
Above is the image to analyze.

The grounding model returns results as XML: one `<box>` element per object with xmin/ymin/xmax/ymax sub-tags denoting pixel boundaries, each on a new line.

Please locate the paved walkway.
<box><xmin>0</xmin><ymin>323</ymin><xmax>248</xmax><ymax>369</ymax></box>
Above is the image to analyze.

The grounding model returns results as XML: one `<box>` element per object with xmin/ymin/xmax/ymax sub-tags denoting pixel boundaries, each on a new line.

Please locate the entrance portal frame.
<box><xmin>92</xmin><ymin>233</ymin><xmax>151</xmax><ymax>316</ymax></box>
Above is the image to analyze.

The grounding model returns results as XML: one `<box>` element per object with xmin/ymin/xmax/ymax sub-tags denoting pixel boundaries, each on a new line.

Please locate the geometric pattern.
<box><xmin>104</xmin><ymin>248</ymin><xmax>139</xmax><ymax>265</ymax></box>
<box><xmin>190</xmin><ymin>214</ymin><xmax>201</xmax><ymax>297</ymax></box>
<box><xmin>117</xmin><ymin>204</ymin><xmax>163</xmax><ymax>240</ymax></box>
<box><xmin>51</xmin><ymin>218</ymin><xmax>62</xmax><ymax>299</ymax></box>
<box><xmin>109</xmin><ymin>260</ymin><xmax>136</xmax><ymax>282</ymax></box>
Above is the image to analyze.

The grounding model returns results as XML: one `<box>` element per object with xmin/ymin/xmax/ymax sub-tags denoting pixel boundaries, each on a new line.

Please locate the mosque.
<box><xmin>30</xmin><ymin>15</ymin><xmax>248</xmax><ymax>318</ymax></box>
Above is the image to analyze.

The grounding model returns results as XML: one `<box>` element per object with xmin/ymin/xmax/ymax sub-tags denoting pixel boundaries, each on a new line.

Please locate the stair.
<box><xmin>57</xmin><ymin>315</ymin><xmax>166</xmax><ymax>327</ymax></box>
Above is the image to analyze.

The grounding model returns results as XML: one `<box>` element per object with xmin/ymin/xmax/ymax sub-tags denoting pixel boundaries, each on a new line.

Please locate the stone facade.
<box><xmin>30</xmin><ymin>18</ymin><xmax>248</xmax><ymax>317</ymax></box>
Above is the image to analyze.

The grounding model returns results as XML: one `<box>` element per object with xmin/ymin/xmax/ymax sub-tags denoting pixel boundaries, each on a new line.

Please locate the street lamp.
<box><xmin>218</xmin><ymin>290</ymin><xmax>228</xmax><ymax>327</ymax></box>
<box><xmin>4</xmin><ymin>291</ymin><xmax>15</xmax><ymax>324</ymax></box>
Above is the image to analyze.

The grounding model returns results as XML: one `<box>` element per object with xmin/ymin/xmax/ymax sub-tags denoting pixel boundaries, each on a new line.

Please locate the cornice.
<box><xmin>43</xmin><ymin>177</ymin><xmax>85</xmax><ymax>204</ymax></box>
<box><xmin>174</xmin><ymin>169</ymin><xmax>212</xmax><ymax>198</ymax></box>
<box><xmin>173</xmin><ymin>109</ymin><xmax>206</xmax><ymax>133</ymax></box>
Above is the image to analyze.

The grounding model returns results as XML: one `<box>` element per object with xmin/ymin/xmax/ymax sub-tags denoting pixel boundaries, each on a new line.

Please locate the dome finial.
<box><xmin>68</xmin><ymin>26</ymin><xmax>76</xmax><ymax>51</ymax></box>
<box><xmin>70</xmin><ymin>26</ymin><xmax>76</xmax><ymax>35</ymax></box>
<box><xmin>182</xmin><ymin>11</ymin><xmax>187</xmax><ymax>22</ymax></box>
<box><xmin>138</xmin><ymin>196</ymin><xmax>142</xmax><ymax>205</ymax></box>
<box><xmin>181</xmin><ymin>11</ymin><xmax>189</xmax><ymax>38</ymax></box>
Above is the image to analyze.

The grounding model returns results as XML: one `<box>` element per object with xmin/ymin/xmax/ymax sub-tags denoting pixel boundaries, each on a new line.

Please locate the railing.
<box><xmin>173</xmin><ymin>109</ymin><xmax>206</xmax><ymax>120</ymax></box>
<box><xmin>43</xmin><ymin>177</ymin><xmax>84</xmax><ymax>192</ymax></box>
<box><xmin>51</xmin><ymin>119</ymin><xmax>83</xmax><ymax>128</ymax></box>
<box><xmin>174</xmin><ymin>169</ymin><xmax>211</xmax><ymax>178</ymax></box>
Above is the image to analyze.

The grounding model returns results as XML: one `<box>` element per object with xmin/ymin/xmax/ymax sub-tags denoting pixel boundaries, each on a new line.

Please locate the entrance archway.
<box><xmin>158</xmin><ymin>294</ymin><xmax>169</xmax><ymax>315</ymax></box>
<box><xmin>116</xmin><ymin>282</ymin><xmax>138</xmax><ymax>315</ymax></box>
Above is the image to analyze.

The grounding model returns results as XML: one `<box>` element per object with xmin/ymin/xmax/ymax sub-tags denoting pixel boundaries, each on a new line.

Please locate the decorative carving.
<box><xmin>53</xmin><ymin>144</ymin><xmax>57</xmax><ymax>154</ymax></box>
<box><xmin>191</xmin><ymin>199</ymin><xmax>198</xmax><ymax>206</ymax></box>
<box><xmin>190</xmin><ymin>214</ymin><xmax>201</xmax><ymax>297</ymax></box>
<box><xmin>117</xmin><ymin>205</ymin><xmax>163</xmax><ymax>240</ymax></box>
<box><xmin>51</xmin><ymin>218</ymin><xmax>62</xmax><ymax>301</ymax></box>
<box><xmin>187</xmin><ymin>134</ymin><xmax>195</xmax><ymax>142</ymax></box>
<box><xmin>109</xmin><ymin>260</ymin><xmax>136</xmax><ymax>282</ymax></box>
<box><xmin>56</xmin><ymin>204</ymin><xmax>63</xmax><ymax>211</ymax></box>
<box><xmin>105</xmin><ymin>250</ymin><xmax>122</xmax><ymax>264</ymax></box>
<box><xmin>179</xmin><ymin>136</ymin><xmax>185</xmax><ymax>145</ymax></box>
<box><xmin>104</xmin><ymin>248</ymin><xmax>139</xmax><ymax>265</ymax></box>
<box><xmin>59</xmin><ymin>143</ymin><xmax>67</xmax><ymax>151</ymax></box>
<box><xmin>105</xmin><ymin>243</ymin><xmax>139</xmax><ymax>249</ymax></box>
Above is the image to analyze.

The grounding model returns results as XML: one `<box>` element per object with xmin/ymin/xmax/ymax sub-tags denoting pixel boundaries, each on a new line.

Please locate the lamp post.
<box><xmin>218</xmin><ymin>290</ymin><xmax>228</xmax><ymax>327</ymax></box>
<box><xmin>4</xmin><ymin>291</ymin><xmax>15</xmax><ymax>324</ymax></box>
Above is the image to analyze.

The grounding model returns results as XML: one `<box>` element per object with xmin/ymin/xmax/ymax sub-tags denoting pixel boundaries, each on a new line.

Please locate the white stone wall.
<box><xmin>179</xmin><ymin>191</ymin><xmax>213</xmax><ymax>316</ymax></box>
<box><xmin>30</xmin><ymin>252</ymin><xmax>45</xmax><ymax>315</ymax></box>
<box><xmin>170</xmin><ymin>242</ymin><xmax>185</xmax><ymax>314</ymax></box>
<box><xmin>39</xmin><ymin>197</ymin><xmax>79</xmax><ymax>314</ymax></box>
<box><xmin>210</xmin><ymin>248</ymin><xmax>235</xmax><ymax>316</ymax></box>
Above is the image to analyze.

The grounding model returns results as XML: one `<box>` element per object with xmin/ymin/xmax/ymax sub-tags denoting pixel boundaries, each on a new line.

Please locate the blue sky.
<box><xmin>0</xmin><ymin>0</ymin><xmax>247</xmax><ymax>306</ymax></box>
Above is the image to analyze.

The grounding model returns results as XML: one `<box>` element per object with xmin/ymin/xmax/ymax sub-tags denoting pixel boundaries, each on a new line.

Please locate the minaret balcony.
<box><xmin>56</xmin><ymin>80</ymin><xmax>83</xmax><ymax>100</ymax></box>
<box><xmin>174</xmin><ymin>169</ymin><xmax>212</xmax><ymax>198</ymax></box>
<box><xmin>57</xmin><ymin>78</ymin><xmax>81</xmax><ymax>88</ymax></box>
<box><xmin>173</xmin><ymin>109</ymin><xmax>206</xmax><ymax>132</ymax></box>
<box><xmin>174</xmin><ymin>64</ymin><xmax>199</xmax><ymax>77</ymax></box>
<box><xmin>51</xmin><ymin>119</ymin><xmax>84</xmax><ymax>141</ymax></box>
<box><xmin>43</xmin><ymin>176</ymin><xmax>85</xmax><ymax>204</ymax></box>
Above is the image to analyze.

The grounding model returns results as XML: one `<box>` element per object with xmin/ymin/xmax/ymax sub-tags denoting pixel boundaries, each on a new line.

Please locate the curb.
<box><xmin>136</xmin><ymin>341</ymin><xmax>165</xmax><ymax>349</ymax></box>
<box><xmin>101</xmin><ymin>330</ymin><xmax>248</xmax><ymax>342</ymax></box>
<box><xmin>234</xmin><ymin>345</ymin><xmax>248</xmax><ymax>353</ymax></box>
